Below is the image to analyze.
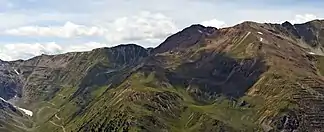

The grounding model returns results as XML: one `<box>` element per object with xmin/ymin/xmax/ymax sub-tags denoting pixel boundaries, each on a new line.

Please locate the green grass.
<box><xmin>229</xmin><ymin>31</ymin><xmax>257</xmax><ymax>58</ymax></box>
<box><xmin>33</xmin><ymin>86</ymin><xmax>79</xmax><ymax>131</ymax></box>
<box><xmin>35</xmin><ymin>67</ymin><xmax>298</xmax><ymax>132</ymax></box>
<box><xmin>35</xmin><ymin>105</ymin><xmax>58</xmax><ymax>124</ymax></box>
<box><xmin>315</xmin><ymin>55</ymin><xmax>324</xmax><ymax>75</ymax></box>
<box><xmin>189</xmin><ymin>102</ymin><xmax>257</xmax><ymax>129</ymax></box>
<box><xmin>124</xmin><ymin>72</ymin><xmax>260</xmax><ymax>131</ymax></box>
<box><xmin>91</xmin><ymin>85</ymin><xmax>109</xmax><ymax>98</ymax></box>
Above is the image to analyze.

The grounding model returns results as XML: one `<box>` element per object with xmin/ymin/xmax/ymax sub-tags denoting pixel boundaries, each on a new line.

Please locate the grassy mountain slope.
<box><xmin>35</xmin><ymin>21</ymin><xmax>324</xmax><ymax>131</ymax></box>
<box><xmin>1</xmin><ymin>20</ymin><xmax>324</xmax><ymax>131</ymax></box>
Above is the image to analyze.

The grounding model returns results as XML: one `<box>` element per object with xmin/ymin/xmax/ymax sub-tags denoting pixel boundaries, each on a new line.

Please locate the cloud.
<box><xmin>0</xmin><ymin>42</ymin><xmax>62</xmax><ymax>61</ymax></box>
<box><xmin>200</xmin><ymin>19</ymin><xmax>227</xmax><ymax>28</ymax></box>
<box><xmin>65</xmin><ymin>42</ymin><xmax>108</xmax><ymax>52</ymax></box>
<box><xmin>1</xmin><ymin>1</ymin><xmax>324</xmax><ymax>61</ymax></box>
<box><xmin>290</xmin><ymin>14</ymin><xmax>320</xmax><ymax>24</ymax></box>
<box><xmin>103</xmin><ymin>11</ymin><xmax>178</xmax><ymax>42</ymax></box>
<box><xmin>4</xmin><ymin>22</ymin><xmax>105</xmax><ymax>38</ymax></box>
<box><xmin>0</xmin><ymin>0</ymin><xmax>12</xmax><ymax>9</ymax></box>
<box><xmin>0</xmin><ymin>11</ymin><xmax>179</xmax><ymax>61</ymax></box>
<box><xmin>4</xmin><ymin>11</ymin><xmax>178</xmax><ymax>44</ymax></box>
<box><xmin>0</xmin><ymin>42</ymin><xmax>108</xmax><ymax>61</ymax></box>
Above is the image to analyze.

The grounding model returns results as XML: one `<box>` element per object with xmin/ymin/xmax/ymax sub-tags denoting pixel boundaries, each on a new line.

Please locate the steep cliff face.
<box><xmin>0</xmin><ymin>60</ymin><xmax>22</xmax><ymax>100</ymax></box>
<box><xmin>293</xmin><ymin>20</ymin><xmax>324</xmax><ymax>47</ymax></box>
<box><xmin>1</xmin><ymin>20</ymin><xmax>324</xmax><ymax>132</ymax></box>
<box><xmin>278</xmin><ymin>20</ymin><xmax>324</xmax><ymax>54</ymax></box>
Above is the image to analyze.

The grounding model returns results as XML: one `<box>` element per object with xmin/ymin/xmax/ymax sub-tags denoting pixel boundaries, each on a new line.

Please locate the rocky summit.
<box><xmin>1</xmin><ymin>20</ymin><xmax>324</xmax><ymax>132</ymax></box>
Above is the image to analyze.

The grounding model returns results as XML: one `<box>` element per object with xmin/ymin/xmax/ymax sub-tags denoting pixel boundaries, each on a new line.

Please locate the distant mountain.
<box><xmin>1</xmin><ymin>19</ymin><xmax>324</xmax><ymax>132</ymax></box>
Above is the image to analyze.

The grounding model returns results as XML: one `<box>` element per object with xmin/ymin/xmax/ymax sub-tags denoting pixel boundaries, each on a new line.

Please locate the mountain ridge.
<box><xmin>1</xmin><ymin>19</ymin><xmax>323</xmax><ymax>62</ymax></box>
<box><xmin>1</xmin><ymin>19</ymin><xmax>324</xmax><ymax>131</ymax></box>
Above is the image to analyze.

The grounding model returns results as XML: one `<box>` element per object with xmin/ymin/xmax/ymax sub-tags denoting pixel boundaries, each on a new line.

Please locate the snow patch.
<box><xmin>257</xmin><ymin>32</ymin><xmax>263</xmax><ymax>35</ymax></box>
<box><xmin>17</xmin><ymin>107</ymin><xmax>33</xmax><ymax>116</ymax></box>
<box><xmin>260</xmin><ymin>38</ymin><xmax>263</xmax><ymax>42</ymax></box>
<box><xmin>198</xmin><ymin>29</ymin><xmax>203</xmax><ymax>33</ymax></box>
<box><xmin>105</xmin><ymin>69</ymin><xmax>117</xmax><ymax>74</ymax></box>
<box><xmin>0</xmin><ymin>97</ymin><xmax>33</xmax><ymax>116</ymax></box>
<box><xmin>0</xmin><ymin>97</ymin><xmax>7</xmax><ymax>102</ymax></box>
<box><xmin>14</xmin><ymin>69</ymin><xmax>20</xmax><ymax>75</ymax></box>
<box><xmin>308</xmin><ymin>52</ymin><xmax>316</xmax><ymax>55</ymax></box>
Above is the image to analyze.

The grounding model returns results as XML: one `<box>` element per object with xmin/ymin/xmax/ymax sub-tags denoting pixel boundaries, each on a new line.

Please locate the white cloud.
<box><xmin>103</xmin><ymin>11</ymin><xmax>178</xmax><ymax>42</ymax></box>
<box><xmin>0</xmin><ymin>42</ymin><xmax>62</xmax><ymax>61</ymax></box>
<box><xmin>4</xmin><ymin>11</ymin><xmax>178</xmax><ymax>44</ymax></box>
<box><xmin>200</xmin><ymin>19</ymin><xmax>227</xmax><ymax>28</ymax></box>
<box><xmin>0</xmin><ymin>42</ymin><xmax>108</xmax><ymax>61</ymax></box>
<box><xmin>0</xmin><ymin>11</ymin><xmax>179</xmax><ymax>61</ymax></box>
<box><xmin>65</xmin><ymin>42</ymin><xmax>108</xmax><ymax>52</ymax></box>
<box><xmin>5</xmin><ymin>22</ymin><xmax>106</xmax><ymax>38</ymax></box>
<box><xmin>290</xmin><ymin>14</ymin><xmax>320</xmax><ymax>24</ymax></box>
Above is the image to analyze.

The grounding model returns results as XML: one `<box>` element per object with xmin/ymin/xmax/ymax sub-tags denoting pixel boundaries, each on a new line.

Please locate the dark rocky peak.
<box><xmin>281</xmin><ymin>21</ymin><xmax>301</xmax><ymax>38</ymax></box>
<box><xmin>95</xmin><ymin>44</ymin><xmax>149</xmax><ymax>66</ymax></box>
<box><xmin>291</xmin><ymin>19</ymin><xmax>324</xmax><ymax>47</ymax></box>
<box><xmin>109</xmin><ymin>44</ymin><xmax>148</xmax><ymax>56</ymax></box>
<box><xmin>0</xmin><ymin>60</ymin><xmax>22</xmax><ymax>100</ymax></box>
<box><xmin>187</xmin><ymin>24</ymin><xmax>205</xmax><ymax>29</ymax></box>
<box><xmin>97</xmin><ymin>44</ymin><xmax>148</xmax><ymax>54</ymax></box>
<box><xmin>153</xmin><ymin>24</ymin><xmax>218</xmax><ymax>54</ymax></box>
<box><xmin>186</xmin><ymin>24</ymin><xmax>218</xmax><ymax>36</ymax></box>
<box><xmin>264</xmin><ymin>20</ymin><xmax>324</xmax><ymax>47</ymax></box>
<box><xmin>282</xmin><ymin>21</ymin><xmax>293</xmax><ymax>27</ymax></box>
<box><xmin>281</xmin><ymin>21</ymin><xmax>295</xmax><ymax>31</ymax></box>
<box><xmin>110</xmin><ymin>43</ymin><xmax>145</xmax><ymax>50</ymax></box>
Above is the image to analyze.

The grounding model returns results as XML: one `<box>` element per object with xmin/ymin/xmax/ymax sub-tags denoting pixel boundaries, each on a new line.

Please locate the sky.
<box><xmin>0</xmin><ymin>0</ymin><xmax>323</xmax><ymax>61</ymax></box>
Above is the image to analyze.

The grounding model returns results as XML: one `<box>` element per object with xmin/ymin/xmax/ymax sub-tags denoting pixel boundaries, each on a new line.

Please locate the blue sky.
<box><xmin>0</xmin><ymin>0</ymin><xmax>323</xmax><ymax>60</ymax></box>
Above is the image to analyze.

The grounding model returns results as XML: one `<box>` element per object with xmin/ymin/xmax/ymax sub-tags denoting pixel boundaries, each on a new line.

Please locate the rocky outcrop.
<box><xmin>0</xmin><ymin>60</ymin><xmax>22</xmax><ymax>100</ymax></box>
<box><xmin>280</xmin><ymin>20</ymin><xmax>324</xmax><ymax>48</ymax></box>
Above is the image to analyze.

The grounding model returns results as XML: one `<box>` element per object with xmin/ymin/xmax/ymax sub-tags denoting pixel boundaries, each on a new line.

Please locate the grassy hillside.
<box><xmin>2</xmin><ymin>20</ymin><xmax>324</xmax><ymax>131</ymax></box>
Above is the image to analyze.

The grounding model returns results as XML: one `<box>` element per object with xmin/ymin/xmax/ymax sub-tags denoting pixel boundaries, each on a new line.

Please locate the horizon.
<box><xmin>2</xmin><ymin>18</ymin><xmax>321</xmax><ymax>62</ymax></box>
<box><xmin>0</xmin><ymin>0</ymin><xmax>324</xmax><ymax>61</ymax></box>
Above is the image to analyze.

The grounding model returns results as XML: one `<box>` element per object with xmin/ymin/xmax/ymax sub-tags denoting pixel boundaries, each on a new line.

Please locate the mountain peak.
<box><xmin>188</xmin><ymin>24</ymin><xmax>206</xmax><ymax>28</ymax></box>
<box><xmin>110</xmin><ymin>43</ymin><xmax>145</xmax><ymax>50</ymax></box>
<box><xmin>236</xmin><ymin>21</ymin><xmax>263</xmax><ymax>27</ymax></box>
<box><xmin>4</xmin><ymin>18</ymin><xmax>324</xmax><ymax>132</ymax></box>
<box><xmin>282</xmin><ymin>21</ymin><xmax>293</xmax><ymax>27</ymax></box>
<box><xmin>153</xmin><ymin>24</ymin><xmax>218</xmax><ymax>54</ymax></box>
<box><xmin>185</xmin><ymin>24</ymin><xmax>218</xmax><ymax>33</ymax></box>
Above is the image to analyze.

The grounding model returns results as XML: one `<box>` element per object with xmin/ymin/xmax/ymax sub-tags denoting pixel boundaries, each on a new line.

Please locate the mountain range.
<box><xmin>1</xmin><ymin>19</ymin><xmax>324</xmax><ymax>132</ymax></box>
